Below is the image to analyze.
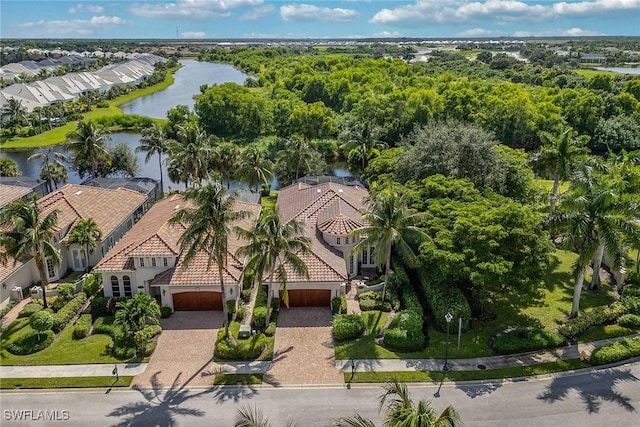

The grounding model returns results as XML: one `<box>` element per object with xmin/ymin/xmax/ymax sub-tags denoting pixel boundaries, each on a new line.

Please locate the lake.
<box><xmin>593</xmin><ymin>67</ymin><xmax>640</xmax><ymax>75</ymax></box>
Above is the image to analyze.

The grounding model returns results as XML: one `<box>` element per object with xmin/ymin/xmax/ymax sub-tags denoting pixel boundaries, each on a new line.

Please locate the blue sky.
<box><xmin>2</xmin><ymin>1</ymin><xmax>639</xmax><ymax>39</ymax></box>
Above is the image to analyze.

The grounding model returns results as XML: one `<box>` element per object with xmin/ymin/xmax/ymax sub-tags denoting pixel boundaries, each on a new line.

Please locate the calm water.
<box><xmin>1</xmin><ymin>60</ymin><xmax>352</xmax><ymax>189</ymax></box>
<box><xmin>593</xmin><ymin>67</ymin><xmax>640</xmax><ymax>75</ymax></box>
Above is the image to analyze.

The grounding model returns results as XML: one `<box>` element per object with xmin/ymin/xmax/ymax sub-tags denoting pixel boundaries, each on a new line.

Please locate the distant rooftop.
<box><xmin>292</xmin><ymin>175</ymin><xmax>368</xmax><ymax>189</ymax></box>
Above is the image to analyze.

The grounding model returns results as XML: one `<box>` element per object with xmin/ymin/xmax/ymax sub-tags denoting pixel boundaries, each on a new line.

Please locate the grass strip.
<box><xmin>0</xmin><ymin>376</ymin><xmax>133</xmax><ymax>389</ymax></box>
<box><xmin>345</xmin><ymin>360</ymin><xmax>589</xmax><ymax>383</ymax></box>
<box><xmin>213</xmin><ymin>374</ymin><xmax>263</xmax><ymax>385</ymax></box>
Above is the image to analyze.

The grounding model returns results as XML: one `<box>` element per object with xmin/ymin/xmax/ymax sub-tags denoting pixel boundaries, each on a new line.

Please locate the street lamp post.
<box><xmin>443</xmin><ymin>312</ymin><xmax>453</xmax><ymax>371</ymax></box>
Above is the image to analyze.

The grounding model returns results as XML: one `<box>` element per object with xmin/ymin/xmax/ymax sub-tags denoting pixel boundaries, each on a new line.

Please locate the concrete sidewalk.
<box><xmin>0</xmin><ymin>363</ymin><xmax>147</xmax><ymax>379</ymax></box>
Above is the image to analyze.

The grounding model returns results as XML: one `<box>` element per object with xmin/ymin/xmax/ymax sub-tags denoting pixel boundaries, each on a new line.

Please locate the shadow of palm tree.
<box><xmin>107</xmin><ymin>372</ymin><xmax>214</xmax><ymax>427</ymax></box>
<box><xmin>272</xmin><ymin>344</ymin><xmax>294</xmax><ymax>362</ymax></box>
<box><xmin>455</xmin><ymin>380</ymin><xmax>504</xmax><ymax>398</ymax></box>
<box><xmin>537</xmin><ymin>368</ymin><xmax>639</xmax><ymax>413</ymax></box>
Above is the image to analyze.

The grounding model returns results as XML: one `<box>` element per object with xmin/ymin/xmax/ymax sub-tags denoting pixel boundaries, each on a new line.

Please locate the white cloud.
<box><xmin>16</xmin><ymin>16</ymin><xmax>127</xmax><ymax>36</ymax></box>
<box><xmin>129</xmin><ymin>0</ymin><xmax>262</xmax><ymax>20</ymax></box>
<box><xmin>513</xmin><ymin>27</ymin><xmax>605</xmax><ymax>37</ymax></box>
<box><xmin>69</xmin><ymin>4</ymin><xmax>104</xmax><ymax>14</ymax></box>
<box><xmin>280</xmin><ymin>4</ymin><xmax>360</xmax><ymax>22</ymax></box>
<box><xmin>456</xmin><ymin>27</ymin><xmax>498</xmax><ymax>37</ymax></box>
<box><xmin>239</xmin><ymin>5</ymin><xmax>274</xmax><ymax>21</ymax></box>
<box><xmin>180</xmin><ymin>31</ymin><xmax>207</xmax><ymax>38</ymax></box>
<box><xmin>370</xmin><ymin>0</ymin><xmax>640</xmax><ymax>25</ymax></box>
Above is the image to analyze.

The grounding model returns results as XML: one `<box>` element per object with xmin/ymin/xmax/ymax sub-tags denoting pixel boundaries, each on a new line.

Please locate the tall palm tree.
<box><xmin>66</xmin><ymin>120</ymin><xmax>112</xmax><ymax>179</ymax></box>
<box><xmin>212</xmin><ymin>142</ymin><xmax>240</xmax><ymax>189</ymax></box>
<box><xmin>170</xmin><ymin>181</ymin><xmax>251</xmax><ymax>338</ymax></box>
<box><xmin>549</xmin><ymin>163</ymin><xmax>640</xmax><ymax>316</ymax></box>
<box><xmin>166</xmin><ymin>124</ymin><xmax>212</xmax><ymax>188</ymax></box>
<box><xmin>47</xmin><ymin>162</ymin><xmax>68</xmax><ymax>190</ymax></box>
<box><xmin>236</xmin><ymin>145</ymin><xmax>273</xmax><ymax>192</ymax></box>
<box><xmin>66</xmin><ymin>218</ymin><xmax>102</xmax><ymax>272</ymax></box>
<box><xmin>27</xmin><ymin>148</ymin><xmax>68</xmax><ymax>193</ymax></box>
<box><xmin>276</xmin><ymin>136</ymin><xmax>315</xmax><ymax>182</ymax></box>
<box><xmin>339</xmin><ymin>119</ymin><xmax>387</xmax><ymax>172</ymax></box>
<box><xmin>0</xmin><ymin>195</ymin><xmax>60</xmax><ymax>309</ymax></box>
<box><xmin>236</xmin><ymin>210</ymin><xmax>310</xmax><ymax>325</ymax></box>
<box><xmin>137</xmin><ymin>124</ymin><xmax>170</xmax><ymax>194</ymax></box>
<box><xmin>532</xmin><ymin>126</ymin><xmax>589</xmax><ymax>212</ymax></box>
<box><xmin>335</xmin><ymin>381</ymin><xmax>463</xmax><ymax>427</ymax></box>
<box><xmin>351</xmin><ymin>185</ymin><xmax>428</xmax><ymax>302</ymax></box>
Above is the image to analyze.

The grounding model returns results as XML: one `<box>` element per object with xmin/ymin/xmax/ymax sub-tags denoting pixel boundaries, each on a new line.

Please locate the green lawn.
<box><xmin>337</xmin><ymin>249</ymin><xmax>620</xmax><ymax>360</ymax></box>
<box><xmin>346</xmin><ymin>360</ymin><xmax>589</xmax><ymax>383</ymax></box>
<box><xmin>362</xmin><ymin>311</ymin><xmax>388</xmax><ymax>336</ymax></box>
<box><xmin>0</xmin><ymin>318</ymin><xmax>141</xmax><ymax>366</ymax></box>
<box><xmin>213</xmin><ymin>373</ymin><xmax>263</xmax><ymax>385</ymax></box>
<box><xmin>1</xmin><ymin>66</ymin><xmax>178</xmax><ymax>150</ymax></box>
<box><xmin>577</xmin><ymin>324</ymin><xmax>639</xmax><ymax>343</ymax></box>
<box><xmin>260</xmin><ymin>191</ymin><xmax>278</xmax><ymax>213</ymax></box>
<box><xmin>0</xmin><ymin>376</ymin><xmax>133</xmax><ymax>389</ymax></box>
<box><xmin>575</xmin><ymin>68</ymin><xmax>614</xmax><ymax>77</ymax></box>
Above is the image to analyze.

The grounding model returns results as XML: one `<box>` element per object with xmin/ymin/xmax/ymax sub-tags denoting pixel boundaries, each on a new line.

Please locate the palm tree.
<box><xmin>170</xmin><ymin>181</ymin><xmax>251</xmax><ymax>338</ymax></box>
<box><xmin>234</xmin><ymin>405</ymin><xmax>272</xmax><ymax>427</ymax></box>
<box><xmin>335</xmin><ymin>381</ymin><xmax>462</xmax><ymax>427</ymax></box>
<box><xmin>236</xmin><ymin>210</ymin><xmax>310</xmax><ymax>325</ymax></box>
<box><xmin>236</xmin><ymin>145</ymin><xmax>273</xmax><ymax>192</ymax></box>
<box><xmin>276</xmin><ymin>136</ymin><xmax>315</xmax><ymax>182</ymax></box>
<box><xmin>166</xmin><ymin>124</ymin><xmax>212</xmax><ymax>188</ymax></box>
<box><xmin>0</xmin><ymin>195</ymin><xmax>60</xmax><ymax>309</ymax></box>
<box><xmin>212</xmin><ymin>142</ymin><xmax>239</xmax><ymax>189</ymax></box>
<box><xmin>66</xmin><ymin>120</ymin><xmax>112</xmax><ymax>179</ymax></box>
<box><xmin>27</xmin><ymin>148</ymin><xmax>68</xmax><ymax>193</ymax></box>
<box><xmin>137</xmin><ymin>124</ymin><xmax>170</xmax><ymax>194</ymax></box>
<box><xmin>66</xmin><ymin>218</ymin><xmax>102</xmax><ymax>272</ymax></box>
<box><xmin>114</xmin><ymin>293</ymin><xmax>160</xmax><ymax>337</ymax></box>
<box><xmin>532</xmin><ymin>126</ymin><xmax>589</xmax><ymax>212</ymax></box>
<box><xmin>339</xmin><ymin>119</ymin><xmax>387</xmax><ymax>172</ymax></box>
<box><xmin>549</xmin><ymin>163</ymin><xmax>640</xmax><ymax>316</ymax></box>
<box><xmin>351</xmin><ymin>185</ymin><xmax>428</xmax><ymax>302</ymax></box>
<box><xmin>47</xmin><ymin>162</ymin><xmax>68</xmax><ymax>190</ymax></box>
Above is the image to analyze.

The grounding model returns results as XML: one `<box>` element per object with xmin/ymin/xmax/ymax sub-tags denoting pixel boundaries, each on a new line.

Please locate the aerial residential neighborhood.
<box><xmin>1</xmin><ymin>1</ymin><xmax>640</xmax><ymax>425</ymax></box>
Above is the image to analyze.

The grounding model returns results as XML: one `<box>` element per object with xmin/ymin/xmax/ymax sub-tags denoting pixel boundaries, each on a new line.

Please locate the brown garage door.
<box><xmin>173</xmin><ymin>291</ymin><xmax>222</xmax><ymax>311</ymax></box>
<box><xmin>285</xmin><ymin>290</ymin><xmax>331</xmax><ymax>307</ymax></box>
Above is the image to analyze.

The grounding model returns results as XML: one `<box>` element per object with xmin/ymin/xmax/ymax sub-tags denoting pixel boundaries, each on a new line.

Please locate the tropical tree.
<box><xmin>137</xmin><ymin>124</ymin><xmax>170</xmax><ymax>193</ymax></box>
<box><xmin>532</xmin><ymin>126</ymin><xmax>589</xmax><ymax>212</ymax></box>
<box><xmin>236</xmin><ymin>210</ymin><xmax>310</xmax><ymax>325</ymax></box>
<box><xmin>166</xmin><ymin>124</ymin><xmax>212</xmax><ymax>188</ymax></box>
<box><xmin>236</xmin><ymin>144</ymin><xmax>273</xmax><ymax>192</ymax></box>
<box><xmin>335</xmin><ymin>381</ymin><xmax>463</xmax><ymax>427</ymax></box>
<box><xmin>351</xmin><ymin>185</ymin><xmax>428</xmax><ymax>302</ymax></box>
<box><xmin>66</xmin><ymin>218</ymin><xmax>102</xmax><ymax>272</ymax></box>
<box><xmin>66</xmin><ymin>120</ymin><xmax>112</xmax><ymax>179</ymax></box>
<box><xmin>27</xmin><ymin>148</ymin><xmax>68</xmax><ymax>193</ymax></box>
<box><xmin>234</xmin><ymin>405</ymin><xmax>272</xmax><ymax>427</ymax></box>
<box><xmin>0</xmin><ymin>195</ymin><xmax>60</xmax><ymax>309</ymax></box>
<box><xmin>170</xmin><ymin>181</ymin><xmax>251</xmax><ymax>338</ymax></box>
<box><xmin>114</xmin><ymin>293</ymin><xmax>160</xmax><ymax>337</ymax></box>
<box><xmin>6</xmin><ymin>98</ymin><xmax>28</xmax><ymax>129</ymax></box>
<box><xmin>212</xmin><ymin>142</ymin><xmax>239</xmax><ymax>189</ymax></box>
<box><xmin>0</xmin><ymin>158</ymin><xmax>21</xmax><ymax>177</ymax></box>
<box><xmin>339</xmin><ymin>119</ymin><xmax>387</xmax><ymax>171</ymax></box>
<box><xmin>47</xmin><ymin>162</ymin><xmax>68</xmax><ymax>190</ymax></box>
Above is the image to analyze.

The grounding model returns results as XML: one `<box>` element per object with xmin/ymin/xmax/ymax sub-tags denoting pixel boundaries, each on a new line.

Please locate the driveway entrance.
<box><xmin>267</xmin><ymin>307</ymin><xmax>343</xmax><ymax>385</ymax></box>
<box><xmin>131</xmin><ymin>311</ymin><xmax>223</xmax><ymax>388</ymax></box>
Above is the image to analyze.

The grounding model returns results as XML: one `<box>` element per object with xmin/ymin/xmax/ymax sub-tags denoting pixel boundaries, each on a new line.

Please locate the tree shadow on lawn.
<box><xmin>537</xmin><ymin>367</ymin><xmax>639</xmax><ymax>414</ymax></box>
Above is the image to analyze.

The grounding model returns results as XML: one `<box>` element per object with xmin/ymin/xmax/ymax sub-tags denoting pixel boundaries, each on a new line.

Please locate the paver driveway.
<box><xmin>131</xmin><ymin>311</ymin><xmax>223</xmax><ymax>388</ymax></box>
<box><xmin>267</xmin><ymin>307</ymin><xmax>343</xmax><ymax>385</ymax></box>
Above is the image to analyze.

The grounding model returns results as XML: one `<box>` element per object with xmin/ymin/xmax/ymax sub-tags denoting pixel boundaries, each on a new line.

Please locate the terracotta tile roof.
<box><xmin>0</xmin><ymin>184</ymin><xmax>32</xmax><ymax>209</ymax></box>
<box><xmin>37</xmin><ymin>184</ymin><xmax>147</xmax><ymax>238</ymax></box>
<box><xmin>95</xmin><ymin>194</ymin><xmax>261</xmax><ymax>288</ymax></box>
<box><xmin>275</xmin><ymin>182</ymin><xmax>369</xmax><ymax>283</ymax></box>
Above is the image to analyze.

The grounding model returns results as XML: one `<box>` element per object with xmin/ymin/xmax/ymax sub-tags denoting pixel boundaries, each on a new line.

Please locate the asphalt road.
<box><xmin>1</xmin><ymin>363</ymin><xmax>639</xmax><ymax>427</ymax></box>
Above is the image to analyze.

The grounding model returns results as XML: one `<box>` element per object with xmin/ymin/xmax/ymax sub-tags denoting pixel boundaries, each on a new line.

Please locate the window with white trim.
<box><xmin>123</xmin><ymin>276</ymin><xmax>132</xmax><ymax>297</ymax></box>
<box><xmin>336</xmin><ymin>237</ymin><xmax>341</xmax><ymax>245</ymax></box>
<box><xmin>151</xmin><ymin>257</ymin><xmax>157</xmax><ymax>267</ymax></box>
<box><xmin>111</xmin><ymin>276</ymin><xmax>121</xmax><ymax>297</ymax></box>
<box><xmin>139</xmin><ymin>257</ymin><xmax>144</xmax><ymax>267</ymax></box>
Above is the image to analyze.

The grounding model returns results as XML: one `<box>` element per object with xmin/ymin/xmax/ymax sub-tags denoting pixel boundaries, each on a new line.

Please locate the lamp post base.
<box><xmin>443</xmin><ymin>364</ymin><xmax>450</xmax><ymax>371</ymax></box>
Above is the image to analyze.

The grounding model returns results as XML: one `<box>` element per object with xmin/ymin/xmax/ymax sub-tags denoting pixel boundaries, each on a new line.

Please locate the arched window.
<box><xmin>111</xmin><ymin>276</ymin><xmax>120</xmax><ymax>297</ymax></box>
<box><xmin>123</xmin><ymin>275</ymin><xmax>132</xmax><ymax>297</ymax></box>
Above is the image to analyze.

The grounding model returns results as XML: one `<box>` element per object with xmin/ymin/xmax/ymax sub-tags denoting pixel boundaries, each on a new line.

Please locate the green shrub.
<box><xmin>359</xmin><ymin>299</ymin><xmax>392</xmax><ymax>312</ymax></box>
<box><xmin>29</xmin><ymin>310</ymin><xmax>54</xmax><ymax>337</ymax></box>
<box><xmin>215</xmin><ymin>328</ymin><xmax>272</xmax><ymax>360</ymax></box>
<box><xmin>72</xmin><ymin>314</ymin><xmax>93</xmax><ymax>339</ymax></box>
<box><xmin>92</xmin><ymin>316</ymin><xmax>121</xmax><ymax>337</ymax></box>
<box><xmin>56</xmin><ymin>283</ymin><xmax>76</xmax><ymax>301</ymax></box>
<box><xmin>419</xmin><ymin>271</ymin><xmax>471</xmax><ymax>332</ymax></box>
<box><xmin>264</xmin><ymin>322</ymin><xmax>276</xmax><ymax>337</ymax></box>
<box><xmin>82</xmin><ymin>274</ymin><xmax>101</xmax><ymax>296</ymax></box>
<box><xmin>112</xmin><ymin>335</ymin><xmax>136</xmax><ymax>359</ymax></box>
<box><xmin>90</xmin><ymin>296</ymin><xmax>110</xmax><ymax>317</ymax></box>
<box><xmin>236</xmin><ymin>306</ymin><xmax>245</xmax><ymax>322</ymax></box>
<box><xmin>388</xmin><ymin>311</ymin><xmax>423</xmax><ymax>334</ymax></box>
<box><xmin>623</xmin><ymin>285</ymin><xmax>640</xmax><ymax>297</ymax></box>
<box><xmin>392</xmin><ymin>260</ymin><xmax>424</xmax><ymax>317</ymax></box>
<box><xmin>559</xmin><ymin>301</ymin><xmax>628</xmax><ymax>338</ymax></box>
<box><xmin>96</xmin><ymin>101</ymin><xmax>109</xmax><ymax>108</ymax></box>
<box><xmin>52</xmin><ymin>292</ymin><xmax>87</xmax><ymax>332</ymax></box>
<box><xmin>7</xmin><ymin>330</ymin><xmax>54</xmax><ymax>355</ymax></box>
<box><xmin>0</xmin><ymin>301</ymin><xmax>17</xmax><ymax>320</ymax></box>
<box><xmin>617</xmin><ymin>314</ymin><xmax>640</xmax><ymax>328</ymax></box>
<box><xmin>139</xmin><ymin>339</ymin><xmax>157</xmax><ymax>357</ymax></box>
<box><xmin>18</xmin><ymin>302</ymin><xmax>43</xmax><ymax>318</ymax></box>
<box><xmin>332</xmin><ymin>296</ymin><xmax>347</xmax><ymax>315</ymax></box>
<box><xmin>134</xmin><ymin>325</ymin><xmax>162</xmax><ymax>343</ymax></box>
<box><xmin>622</xmin><ymin>296</ymin><xmax>640</xmax><ymax>315</ymax></box>
<box><xmin>332</xmin><ymin>314</ymin><xmax>365</xmax><ymax>341</ymax></box>
<box><xmin>160</xmin><ymin>306</ymin><xmax>173</xmax><ymax>318</ymax></box>
<box><xmin>252</xmin><ymin>306</ymin><xmax>267</xmax><ymax>329</ymax></box>
<box><xmin>358</xmin><ymin>289</ymin><xmax>399</xmax><ymax>309</ymax></box>
<box><xmin>383</xmin><ymin>328</ymin><xmax>426</xmax><ymax>352</ymax></box>
<box><xmin>492</xmin><ymin>327</ymin><xmax>565</xmax><ymax>355</ymax></box>
<box><xmin>590</xmin><ymin>338</ymin><xmax>640</xmax><ymax>365</ymax></box>
<box><xmin>241</xmin><ymin>289</ymin><xmax>252</xmax><ymax>301</ymax></box>
<box><xmin>49</xmin><ymin>296</ymin><xmax>67</xmax><ymax>312</ymax></box>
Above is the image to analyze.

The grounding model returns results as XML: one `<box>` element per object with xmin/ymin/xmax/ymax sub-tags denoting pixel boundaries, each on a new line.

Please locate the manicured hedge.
<box><xmin>418</xmin><ymin>271</ymin><xmax>471</xmax><ymax>332</ymax></box>
<box><xmin>82</xmin><ymin>274</ymin><xmax>101</xmax><ymax>296</ymax></box>
<box><xmin>559</xmin><ymin>301</ymin><xmax>628</xmax><ymax>338</ymax></box>
<box><xmin>90</xmin><ymin>296</ymin><xmax>110</xmax><ymax>317</ymax></box>
<box><xmin>332</xmin><ymin>295</ymin><xmax>347</xmax><ymax>315</ymax></box>
<box><xmin>56</xmin><ymin>283</ymin><xmax>76</xmax><ymax>301</ymax></box>
<box><xmin>7</xmin><ymin>330</ymin><xmax>54</xmax><ymax>355</ymax></box>
<box><xmin>215</xmin><ymin>328</ymin><xmax>272</xmax><ymax>360</ymax></box>
<box><xmin>617</xmin><ymin>314</ymin><xmax>640</xmax><ymax>328</ymax></box>
<box><xmin>383</xmin><ymin>328</ymin><xmax>426</xmax><ymax>352</ymax></box>
<box><xmin>72</xmin><ymin>314</ymin><xmax>93</xmax><ymax>339</ymax></box>
<box><xmin>332</xmin><ymin>314</ymin><xmax>365</xmax><ymax>341</ymax></box>
<box><xmin>492</xmin><ymin>327</ymin><xmax>565</xmax><ymax>355</ymax></box>
<box><xmin>264</xmin><ymin>322</ymin><xmax>276</xmax><ymax>337</ymax></box>
<box><xmin>252</xmin><ymin>306</ymin><xmax>267</xmax><ymax>329</ymax></box>
<box><xmin>392</xmin><ymin>260</ymin><xmax>423</xmax><ymax>317</ymax></box>
<box><xmin>359</xmin><ymin>299</ymin><xmax>392</xmax><ymax>312</ymax></box>
<box><xmin>236</xmin><ymin>306</ymin><xmax>245</xmax><ymax>322</ymax></box>
<box><xmin>590</xmin><ymin>338</ymin><xmax>640</xmax><ymax>365</ymax></box>
<box><xmin>92</xmin><ymin>316</ymin><xmax>121</xmax><ymax>338</ymax></box>
<box><xmin>160</xmin><ymin>306</ymin><xmax>173</xmax><ymax>318</ymax></box>
<box><xmin>18</xmin><ymin>302</ymin><xmax>43</xmax><ymax>318</ymax></box>
<box><xmin>359</xmin><ymin>290</ymin><xmax>400</xmax><ymax>311</ymax></box>
<box><xmin>52</xmin><ymin>292</ymin><xmax>87</xmax><ymax>332</ymax></box>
